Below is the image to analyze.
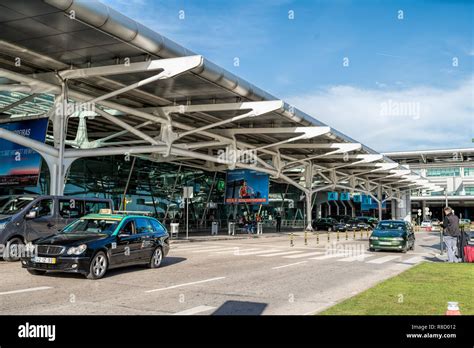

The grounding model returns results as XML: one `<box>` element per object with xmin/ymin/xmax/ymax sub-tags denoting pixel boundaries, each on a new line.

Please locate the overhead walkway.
<box><xmin>0</xmin><ymin>0</ymin><xmax>443</xmax><ymax>229</ymax></box>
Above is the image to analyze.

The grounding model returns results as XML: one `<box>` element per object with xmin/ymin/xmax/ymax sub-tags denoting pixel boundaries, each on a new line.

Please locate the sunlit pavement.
<box><xmin>0</xmin><ymin>231</ymin><xmax>443</xmax><ymax>315</ymax></box>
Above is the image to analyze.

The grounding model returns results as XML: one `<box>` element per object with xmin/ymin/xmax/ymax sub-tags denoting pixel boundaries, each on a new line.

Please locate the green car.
<box><xmin>369</xmin><ymin>220</ymin><xmax>415</xmax><ymax>253</ymax></box>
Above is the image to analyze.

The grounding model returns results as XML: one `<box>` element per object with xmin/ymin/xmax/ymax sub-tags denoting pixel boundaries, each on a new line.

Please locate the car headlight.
<box><xmin>370</xmin><ymin>236</ymin><xmax>378</xmax><ymax>240</ymax></box>
<box><xmin>67</xmin><ymin>244</ymin><xmax>87</xmax><ymax>255</ymax></box>
<box><xmin>392</xmin><ymin>237</ymin><xmax>405</xmax><ymax>241</ymax></box>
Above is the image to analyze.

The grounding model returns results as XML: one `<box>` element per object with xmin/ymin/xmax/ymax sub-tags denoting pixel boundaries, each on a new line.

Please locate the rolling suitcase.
<box><xmin>463</xmin><ymin>245</ymin><xmax>474</xmax><ymax>263</ymax></box>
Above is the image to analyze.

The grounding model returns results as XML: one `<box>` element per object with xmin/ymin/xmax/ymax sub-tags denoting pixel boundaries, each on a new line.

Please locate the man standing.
<box><xmin>276</xmin><ymin>212</ymin><xmax>282</xmax><ymax>232</ymax></box>
<box><xmin>441</xmin><ymin>207</ymin><xmax>461</xmax><ymax>263</ymax></box>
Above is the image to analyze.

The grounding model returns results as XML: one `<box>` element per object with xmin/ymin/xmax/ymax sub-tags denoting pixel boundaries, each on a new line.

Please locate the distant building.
<box><xmin>383</xmin><ymin>148</ymin><xmax>474</xmax><ymax>220</ymax></box>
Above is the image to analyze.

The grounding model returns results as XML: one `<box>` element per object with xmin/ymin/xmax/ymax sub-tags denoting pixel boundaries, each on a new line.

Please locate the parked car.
<box><xmin>0</xmin><ymin>195</ymin><xmax>113</xmax><ymax>261</ymax></box>
<box><xmin>313</xmin><ymin>218</ymin><xmax>338</xmax><ymax>231</ymax></box>
<box><xmin>356</xmin><ymin>216</ymin><xmax>378</xmax><ymax>228</ymax></box>
<box><xmin>459</xmin><ymin>219</ymin><xmax>471</xmax><ymax>231</ymax></box>
<box><xmin>345</xmin><ymin>219</ymin><xmax>361</xmax><ymax>231</ymax></box>
<box><xmin>421</xmin><ymin>220</ymin><xmax>432</xmax><ymax>228</ymax></box>
<box><xmin>21</xmin><ymin>213</ymin><xmax>169</xmax><ymax>279</ymax></box>
<box><xmin>357</xmin><ymin>221</ymin><xmax>371</xmax><ymax>230</ymax></box>
<box><xmin>334</xmin><ymin>221</ymin><xmax>348</xmax><ymax>232</ymax></box>
<box><xmin>369</xmin><ymin>220</ymin><xmax>415</xmax><ymax>253</ymax></box>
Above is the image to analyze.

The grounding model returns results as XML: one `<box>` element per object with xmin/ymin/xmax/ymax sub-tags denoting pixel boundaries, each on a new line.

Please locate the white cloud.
<box><xmin>287</xmin><ymin>77</ymin><xmax>474</xmax><ymax>152</ymax></box>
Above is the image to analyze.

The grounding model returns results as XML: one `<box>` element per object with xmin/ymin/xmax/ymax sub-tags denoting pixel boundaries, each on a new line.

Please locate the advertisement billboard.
<box><xmin>0</xmin><ymin>118</ymin><xmax>49</xmax><ymax>187</ymax></box>
<box><xmin>225</xmin><ymin>169</ymin><xmax>269</xmax><ymax>204</ymax></box>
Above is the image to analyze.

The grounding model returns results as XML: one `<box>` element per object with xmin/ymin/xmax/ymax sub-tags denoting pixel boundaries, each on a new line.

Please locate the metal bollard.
<box><xmin>304</xmin><ymin>231</ymin><xmax>308</xmax><ymax>245</ymax></box>
<box><xmin>337</xmin><ymin>230</ymin><xmax>340</xmax><ymax>242</ymax></box>
<box><xmin>360</xmin><ymin>229</ymin><xmax>363</xmax><ymax>239</ymax></box>
<box><xmin>316</xmin><ymin>232</ymin><xmax>319</xmax><ymax>245</ymax></box>
<box><xmin>345</xmin><ymin>231</ymin><xmax>348</xmax><ymax>240</ymax></box>
<box><xmin>327</xmin><ymin>231</ymin><xmax>330</xmax><ymax>242</ymax></box>
<box><xmin>353</xmin><ymin>230</ymin><xmax>356</xmax><ymax>240</ymax></box>
<box><xmin>366</xmin><ymin>229</ymin><xmax>369</xmax><ymax>238</ymax></box>
<box><xmin>290</xmin><ymin>233</ymin><xmax>294</xmax><ymax>247</ymax></box>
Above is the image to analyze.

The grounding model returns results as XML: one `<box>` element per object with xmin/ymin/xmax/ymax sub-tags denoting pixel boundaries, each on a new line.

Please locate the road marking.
<box><xmin>173</xmin><ymin>245</ymin><xmax>222</xmax><ymax>251</ymax></box>
<box><xmin>0</xmin><ymin>286</ymin><xmax>52</xmax><ymax>296</ymax></box>
<box><xmin>237</xmin><ymin>249</ymin><xmax>281</xmax><ymax>256</ymax></box>
<box><xmin>272</xmin><ymin>261</ymin><xmax>308</xmax><ymax>269</ymax></box>
<box><xmin>211</xmin><ymin>248</ymin><xmax>261</xmax><ymax>254</ymax></box>
<box><xmin>367</xmin><ymin>255</ymin><xmax>401</xmax><ymax>264</ymax></box>
<box><xmin>258</xmin><ymin>250</ymin><xmax>306</xmax><ymax>257</ymax></box>
<box><xmin>174</xmin><ymin>305</ymin><xmax>216</xmax><ymax>315</ymax></box>
<box><xmin>145</xmin><ymin>277</ymin><xmax>226</xmax><ymax>293</ymax></box>
<box><xmin>192</xmin><ymin>247</ymin><xmax>237</xmax><ymax>253</ymax></box>
<box><xmin>309</xmin><ymin>253</ymin><xmax>350</xmax><ymax>260</ymax></box>
<box><xmin>402</xmin><ymin>256</ymin><xmax>423</xmax><ymax>264</ymax></box>
<box><xmin>283</xmin><ymin>251</ymin><xmax>324</xmax><ymax>259</ymax></box>
<box><xmin>337</xmin><ymin>254</ymin><xmax>375</xmax><ymax>262</ymax></box>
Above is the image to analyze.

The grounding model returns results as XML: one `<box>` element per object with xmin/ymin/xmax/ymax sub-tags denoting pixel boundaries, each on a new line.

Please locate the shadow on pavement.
<box><xmin>211</xmin><ymin>300</ymin><xmax>267</xmax><ymax>315</ymax></box>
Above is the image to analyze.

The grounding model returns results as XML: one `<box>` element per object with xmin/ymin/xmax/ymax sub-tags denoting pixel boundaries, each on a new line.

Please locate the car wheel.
<box><xmin>3</xmin><ymin>237</ymin><xmax>24</xmax><ymax>262</ymax></box>
<box><xmin>27</xmin><ymin>269</ymin><xmax>46</xmax><ymax>276</ymax></box>
<box><xmin>86</xmin><ymin>251</ymin><xmax>108</xmax><ymax>280</ymax></box>
<box><xmin>148</xmin><ymin>246</ymin><xmax>163</xmax><ymax>269</ymax></box>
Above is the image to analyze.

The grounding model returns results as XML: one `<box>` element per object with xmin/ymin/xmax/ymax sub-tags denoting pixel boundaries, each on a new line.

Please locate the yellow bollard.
<box><xmin>360</xmin><ymin>229</ymin><xmax>363</xmax><ymax>239</ymax></box>
<box><xmin>316</xmin><ymin>232</ymin><xmax>319</xmax><ymax>245</ymax></box>
<box><xmin>353</xmin><ymin>230</ymin><xmax>356</xmax><ymax>240</ymax></box>
<box><xmin>290</xmin><ymin>233</ymin><xmax>294</xmax><ymax>247</ymax></box>
<box><xmin>345</xmin><ymin>230</ymin><xmax>348</xmax><ymax>240</ymax></box>
<box><xmin>304</xmin><ymin>231</ymin><xmax>308</xmax><ymax>245</ymax></box>
<box><xmin>327</xmin><ymin>231</ymin><xmax>330</xmax><ymax>243</ymax></box>
<box><xmin>366</xmin><ymin>229</ymin><xmax>369</xmax><ymax>238</ymax></box>
<box><xmin>337</xmin><ymin>230</ymin><xmax>340</xmax><ymax>242</ymax></box>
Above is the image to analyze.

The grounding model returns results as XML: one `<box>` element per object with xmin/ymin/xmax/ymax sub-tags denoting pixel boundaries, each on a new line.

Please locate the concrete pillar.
<box><xmin>305</xmin><ymin>191</ymin><xmax>313</xmax><ymax>231</ymax></box>
<box><xmin>391</xmin><ymin>199</ymin><xmax>397</xmax><ymax>219</ymax></box>
<box><xmin>396</xmin><ymin>192</ymin><xmax>411</xmax><ymax>222</ymax></box>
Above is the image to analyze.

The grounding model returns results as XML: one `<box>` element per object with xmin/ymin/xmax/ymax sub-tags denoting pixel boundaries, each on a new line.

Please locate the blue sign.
<box><xmin>328</xmin><ymin>192</ymin><xmax>338</xmax><ymax>201</ymax></box>
<box><xmin>361</xmin><ymin>195</ymin><xmax>387</xmax><ymax>211</ymax></box>
<box><xmin>225</xmin><ymin>169</ymin><xmax>269</xmax><ymax>205</ymax></box>
<box><xmin>0</xmin><ymin>118</ymin><xmax>49</xmax><ymax>187</ymax></box>
<box><xmin>352</xmin><ymin>194</ymin><xmax>362</xmax><ymax>202</ymax></box>
<box><xmin>340</xmin><ymin>192</ymin><xmax>350</xmax><ymax>201</ymax></box>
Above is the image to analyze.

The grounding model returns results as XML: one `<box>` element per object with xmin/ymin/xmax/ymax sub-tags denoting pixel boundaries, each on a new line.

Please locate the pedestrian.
<box><xmin>276</xmin><ymin>212</ymin><xmax>282</xmax><ymax>232</ymax></box>
<box><xmin>440</xmin><ymin>207</ymin><xmax>461</xmax><ymax>263</ymax></box>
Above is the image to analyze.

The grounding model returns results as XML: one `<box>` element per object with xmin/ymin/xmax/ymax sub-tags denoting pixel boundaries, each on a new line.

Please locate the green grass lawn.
<box><xmin>320</xmin><ymin>262</ymin><xmax>474</xmax><ymax>315</ymax></box>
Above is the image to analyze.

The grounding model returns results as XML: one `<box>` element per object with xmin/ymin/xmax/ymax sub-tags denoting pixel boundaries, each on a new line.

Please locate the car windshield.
<box><xmin>61</xmin><ymin>218</ymin><xmax>119</xmax><ymax>235</ymax></box>
<box><xmin>0</xmin><ymin>196</ymin><xmax>35</xmax><ymax>215</ymax></box>
<box><xmin>376</xmin><ymin>222</ymin><xmax>406</xmax><ymax>231</ymax></box>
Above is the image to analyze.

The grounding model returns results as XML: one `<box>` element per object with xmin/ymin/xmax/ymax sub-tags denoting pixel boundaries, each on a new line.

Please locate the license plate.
<box><xmin>378</xmin><ymin>241</ymin><xmax>392</xmax><ymax>245</ymax></box>
<box><xmin>32</xmin><ymin>256</ymin><xmax>56</xmax><ymax>264</ymax></box>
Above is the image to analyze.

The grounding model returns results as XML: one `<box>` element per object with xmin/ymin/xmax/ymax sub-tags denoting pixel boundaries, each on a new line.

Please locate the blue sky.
<box><xmin>102</xmin><ymin>0</ymin><xmax>473</xmax><ymax>151</ymax></box>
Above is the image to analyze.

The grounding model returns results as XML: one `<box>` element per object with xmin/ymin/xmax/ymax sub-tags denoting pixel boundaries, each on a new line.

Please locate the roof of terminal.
<box><xmin>0</xmin><ymin>0</ymin><xmax>442</xmax><ymax>195</ymax></box>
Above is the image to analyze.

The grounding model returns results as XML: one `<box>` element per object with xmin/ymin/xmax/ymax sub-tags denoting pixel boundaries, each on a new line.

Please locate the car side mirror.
<box><xmin>25</xmin><ymin>210</ymin><xmax>37</xmax><ymax>219</ymax></box>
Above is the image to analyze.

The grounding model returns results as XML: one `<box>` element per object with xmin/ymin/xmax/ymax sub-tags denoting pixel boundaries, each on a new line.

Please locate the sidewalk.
<box><xmin>170</xmin><ymin>231</ymin><xmax>298</xmax><ymax>244</ymax></box>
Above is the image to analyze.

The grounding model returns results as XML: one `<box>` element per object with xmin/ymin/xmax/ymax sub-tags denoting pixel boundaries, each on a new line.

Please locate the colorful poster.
<box><xmin>225</xmin><ymin>169</ymin><xmax>269</xmax><ymax>204</ymax></box>
<box><xmin>0</xmin><ymin>118</ymin><xmax>49</xmax><ymax>187</ymax></box>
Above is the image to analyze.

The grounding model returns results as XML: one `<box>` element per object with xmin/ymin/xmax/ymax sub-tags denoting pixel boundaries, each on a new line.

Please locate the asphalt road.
<box><xmin>0</xmin><ymin>231</ymin><xmax>443</xmax><ymax>315</ymax></box>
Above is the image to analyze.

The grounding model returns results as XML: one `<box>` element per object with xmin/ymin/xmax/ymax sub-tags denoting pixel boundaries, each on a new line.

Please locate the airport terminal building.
<box><xmin>0</xmin><ymin>0</ymin><xmax>448</xmax><ymax>233</ymax></box>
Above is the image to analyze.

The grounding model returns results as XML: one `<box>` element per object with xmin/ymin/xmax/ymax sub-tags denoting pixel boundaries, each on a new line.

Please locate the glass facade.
<box><xmin>0</xmin><ymin>156</ymin><xmax>307</xmax><ymax>232</ymax></box>
<box><xmin>464</xmin><ymin>167</ymin><xmax>474</xmax><ymax>176</ymax></box>
<box><xmin>426</xmin><ymin>167</ymin><xmax>460</xmax><ymax>177</ymax></box>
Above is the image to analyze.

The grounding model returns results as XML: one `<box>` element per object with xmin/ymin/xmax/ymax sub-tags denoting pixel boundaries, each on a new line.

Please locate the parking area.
<box><xmin>0</xmin><ymin>231</ymin><xmax>443</xmax><ymax>315</ymax></box>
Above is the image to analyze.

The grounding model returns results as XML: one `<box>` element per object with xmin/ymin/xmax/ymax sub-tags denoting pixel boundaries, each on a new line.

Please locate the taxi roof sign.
<box><xmin>99</xmin><ymin>209</ymin><xmax>113</xmax><ymax>214</ymax></box>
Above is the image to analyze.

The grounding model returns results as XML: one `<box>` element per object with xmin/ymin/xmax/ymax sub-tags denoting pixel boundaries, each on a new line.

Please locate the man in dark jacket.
<box><xmin>440</xmin><ymin>207</ymin><xmax>461</xmax><ymax>263</ymax></box>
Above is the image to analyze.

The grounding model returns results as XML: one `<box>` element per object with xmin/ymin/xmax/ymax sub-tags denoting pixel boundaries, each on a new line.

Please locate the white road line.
<box><xmin>337</xmin><ymin>254</ymin><xmax>375</xmax><ymax>262</ymax></box>
<box><xmin>236</xmin><ymin>249</ymin><xmax>280</xmax><ymax>256</ymax></box>
<box><xmin>402</xmin><ymin>256</ymin><xmax>423</xmax><ymax>264</ymax></box>
<box><xmin>272</xmin><ymin>261</ymin><xmax>308</xmax><ymax>269</ymax></box>
<box><xmin>309</xmin><ymin>253</ymin><xmax>350</xmax><ymax>260</ymax></box>
<box><xmin>0</xmin><ymin>286</ymin><xmax>52</xmax><ymax>296</ymax></box>
<box><xmin>283</xmin><ymin>251</ymin><xmax>324</xmax><ymax>259</ymax></box>
<box><xmin>145</xmin><ymin>277</ymin><xmax>226</xmax><ymax>293</ymax></box>
<box><xmin>367</xmin><ymin>255</ymin><xmax>401</xmax><ymax>264</ymax></box>
<box><xmin>211</xmin><ymin>248</ymin><xmax>260</xmax><ymax>254</ymax></box>
<box><xmin>174</xmin><ymin>305</ymin><xmax>216</xmax><ymax>315</ymax></box>
<box><xmin>173</xmin><ymin>245</ymin><xmax>222</xmax><ymax>251</ymax></box>
<box><xmin>258</xmin><ymin>250</ymin><xmax>306</xmax><ymax>257</ymax></box>
<box><xmin>192</xmin><ymin>247</ymin><xmax>237</xmax><ymax>253</ymax></box>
